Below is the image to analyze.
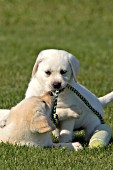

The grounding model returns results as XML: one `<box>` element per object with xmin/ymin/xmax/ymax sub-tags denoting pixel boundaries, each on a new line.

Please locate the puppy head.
<box><xmin>30</xmin><ymin>91</ymin><xmax>56</xmax><ymax>134</ymax></box>
<box><xmin>39</xmin><ymin>91</ymin><xmax>54</xmax><ymax>109</ymax></box>
<box><xmin>32</xmin><ymin>49</ymin><xmax>80</xmax><ymax>91</ymax></box>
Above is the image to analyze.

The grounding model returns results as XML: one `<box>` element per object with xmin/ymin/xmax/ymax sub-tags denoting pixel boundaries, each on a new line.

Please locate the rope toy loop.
<box><xmin>51</xmin><ymin>84</ymin><xmax>105</xmax><ymax>125</ymax></box>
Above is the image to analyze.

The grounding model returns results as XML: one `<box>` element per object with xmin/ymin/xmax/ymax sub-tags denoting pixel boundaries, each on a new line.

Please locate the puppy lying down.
<box><xmin>0</xmin><ymin>49</ymin><xmax>112</xmax><ymax>148</ymax></box>
<box><xmin>0</xmin><ymin>92</ymin><xmax>82</xmax><ymax>151</ymax></box>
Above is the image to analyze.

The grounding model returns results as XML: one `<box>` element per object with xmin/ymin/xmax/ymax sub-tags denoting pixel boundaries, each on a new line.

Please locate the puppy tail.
<box><xmin>98</xmin><ymin>91</ymin><xmax>113</xmax><ymax>107</ymax></box>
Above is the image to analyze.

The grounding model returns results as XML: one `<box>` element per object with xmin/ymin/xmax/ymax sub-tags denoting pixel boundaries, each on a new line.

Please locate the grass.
<box><xmin>0</xmin><ymin>0</ymin><xmax>113</xmax><ymax>169</ymax></box>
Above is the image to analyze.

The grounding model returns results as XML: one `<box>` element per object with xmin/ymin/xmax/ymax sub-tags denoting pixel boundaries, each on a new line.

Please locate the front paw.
<box><xmin>52</xmin><ymin>128</ymin><xmax>60</xmax><ymax>139</ymax></box>
<box><xmin>59</xmin><ymin>130</ymin><xmax>73</xmax><ymax>142</ymax></box>
<box><xmin>72</xmin><ymin>142</ymin><xmax>83</xmax><ymax>151</ymax></box>
<box><xmin>0</xmin><ymin>120</ymin><xmax>7</xmax><ymax>128</ymax></box>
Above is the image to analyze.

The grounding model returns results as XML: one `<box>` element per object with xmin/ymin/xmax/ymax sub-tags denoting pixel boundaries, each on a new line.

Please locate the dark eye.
<box><xmin>42</xmin><ymin>100</ymin><xmax>46</xmax><ymax>104</ymax></box>
<box><xmin>48</xmin><ymin>91</ymin><xmax>54</xmax><ymax>96</ymax></box>
<box><xmin>60</xmin><ymin>69</ymin><xmax>67</xmax><ymax>75</ymax></box>
<box><xmin>45</xmin><ymin>70</ymin><xmax>51</xmax><ymax>75</ymax></box>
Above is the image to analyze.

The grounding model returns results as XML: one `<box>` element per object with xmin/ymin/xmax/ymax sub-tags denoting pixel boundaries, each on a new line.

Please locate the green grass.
<box><xmin>0</xmin><ymin>0</ymin><xmax>113</xmax><ymax>169</ymax></box>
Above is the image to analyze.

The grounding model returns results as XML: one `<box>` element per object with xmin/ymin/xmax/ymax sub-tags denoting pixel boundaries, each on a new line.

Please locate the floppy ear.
<box><xmin>32</xmin><ymin>60</ymin><xmax>40</xmax><ymax>77</ymax></box>
<box><xmin>68</xmin><ymin>54</ymin><xmax>80</xmax><ymax>82</ymax></box>
<box><xmin>32</xmin><ymin>51</ymin><xmax>45</xmax><ymax>77</ymax></box>
<box><xmin>30</xmin><ymin>114</ymin><xmax>56</xmax><ymax>133</ymax></box>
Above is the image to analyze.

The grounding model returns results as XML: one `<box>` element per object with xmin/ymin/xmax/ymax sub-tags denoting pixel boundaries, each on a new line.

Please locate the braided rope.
<box><xmin>66</xmin><ymin>84</ymin><xmax>105</xmax><ymax>124</ymax></box>
<box><xmin>51</xmin><ymin>84</ymin><xmax>105</xmax><ymax>124</ymax></box>
<box><xmin>51</xmin><ymin>90</ymin><xmax>59</xmax><ymax>124</ymax></box>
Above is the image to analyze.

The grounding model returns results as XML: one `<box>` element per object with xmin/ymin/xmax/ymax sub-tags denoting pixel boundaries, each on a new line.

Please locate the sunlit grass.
<box><xmin>0</xmin><ymin>0</ymin><xmax>113</xmax><ymax>169</ymax></box>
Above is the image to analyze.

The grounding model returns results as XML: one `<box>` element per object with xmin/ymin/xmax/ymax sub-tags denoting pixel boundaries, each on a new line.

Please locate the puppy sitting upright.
<box><xmin>25</xmin><ymin>49</ymin><xmax>112</xmax><ymax>147</ymax></box>
<box><xmin>0</xmin><ymin>49</ymin><xmax>112</xmax><ymax>148</ymax></box>
<box><xmin>0</xmin><ymin>92</ymin><xmax>82</xmax><ymax>151</ymax></box>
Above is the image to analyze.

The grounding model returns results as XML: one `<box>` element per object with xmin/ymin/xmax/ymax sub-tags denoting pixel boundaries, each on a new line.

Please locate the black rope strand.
<box><xmin>51</xmin><ymin>90</ymin><xmax>59</xmax><ymax>124</ymax></box>
<box><xmin>51</xmin><ymin>84</ymin><xmax>105</xmax><ymax>124</ymax></box>
<box><xmin>66</xmin><ymin>84</ymin><xmax>105</xmax><ymax>124</ymax></box>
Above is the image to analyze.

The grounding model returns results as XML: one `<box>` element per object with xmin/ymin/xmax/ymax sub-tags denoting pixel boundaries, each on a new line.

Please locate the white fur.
<box><xmin>0</xmin><ymin>49</ymin><xmax>112</xmax><ymax>144</ymax></box>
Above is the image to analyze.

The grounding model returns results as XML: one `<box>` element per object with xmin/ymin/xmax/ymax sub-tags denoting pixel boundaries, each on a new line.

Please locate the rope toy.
<box><xmin>51</xmin><ymin>84</ymin><xmax>105</xmax><ymax>124</ymax></box>
<box><xmin>66</xmin><ymin>85</ymin><xmax>112</xmax><ymax>147</ymax></box>
<box><xmin>52</xmin><ymin>90</ymin><xmax>60</xmax><ymax>124</ymax></box>
<box><xmin>51</xmin><ymin>84</ymin><xmax>112</xmax><ymax>148</ymax></box>
<box><xmin>66</xmin><ymin>84</ymin><xmax>105</xmax><ymax>124</ymax></box>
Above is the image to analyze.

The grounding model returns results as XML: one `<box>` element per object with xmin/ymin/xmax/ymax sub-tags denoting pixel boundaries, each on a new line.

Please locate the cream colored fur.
<box><xmin>0</xmin><ymin>92</ymin><xmax>82</xmax><ymax>151</ymax></box>
<box><xmin>0</xmin><ymin>49</ymin><xmax>112</xmax><ymax>145</ymax></box>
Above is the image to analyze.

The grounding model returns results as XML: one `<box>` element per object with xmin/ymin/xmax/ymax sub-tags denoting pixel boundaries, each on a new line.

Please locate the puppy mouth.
<box><xmin>51</xmin><ymin>86</ymin><xmax>66</xmax><ymax>93</ymax></box>
<box><xmin>49</xmin><ymin>83</ymin><xmax>67</xmax><ymax>93</ymax></box>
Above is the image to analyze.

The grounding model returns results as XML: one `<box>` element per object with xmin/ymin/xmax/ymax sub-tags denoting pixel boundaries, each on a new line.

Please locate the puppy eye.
<box><xmin>45</xmin><ymin>70</ymin><xmax>51</xmax><ymax>75</ymax></box>
<box><xmin>42</xmin><ymin>100</ymin><xmax>47</xmax><ymax>107</ymax></box>
<box><xmin>42</xmin><ymin>100</ymin><xmax>46</xmax><ymax>104</ymax></box>
<box><xmin>60</xmin><ymin>69</ymin><xmax>67</xmax><ymax>75</ymax></box>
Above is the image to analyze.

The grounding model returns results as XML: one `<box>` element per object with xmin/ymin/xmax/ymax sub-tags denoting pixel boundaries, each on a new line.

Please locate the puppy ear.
<box><xmin>68</xmin><ymin>54</ymin><xmax>80</xmax><ymax>82</ymax></box>
<box><xmin>32</xmin><ymin>60</ymin><xmax>40</xmax><ymax>77</ymax></box>
<box><xmin>32</xmin><ymin>51</ymin><xmax>45</xmax><ymax>77</ymax></box>
<box><xmin>30</xmin><ymin>114</ymin><xmax>56</xmax><ymax>133</ymax></box>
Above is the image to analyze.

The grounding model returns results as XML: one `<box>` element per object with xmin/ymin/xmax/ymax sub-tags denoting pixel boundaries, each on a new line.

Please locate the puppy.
<box><xmin>0</xmin><ymin>92</ymin><xmax>82</xmax><ymax>151</ymax></box>
<box><xmin>0</xmin><ymin>49</ymin><xmax>113</xmax><ymax>146</ymax></box>
<box><xmin>26</xmin><ymin>49</ymin><xmax>113</xmax><ymax>144</ymax></box>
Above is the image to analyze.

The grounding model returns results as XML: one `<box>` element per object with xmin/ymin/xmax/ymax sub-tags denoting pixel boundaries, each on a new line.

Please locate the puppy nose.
<box><xmin>53</xmin><ymin>82</ymin><xmax>61</xmax><ymax>89</ymax></box>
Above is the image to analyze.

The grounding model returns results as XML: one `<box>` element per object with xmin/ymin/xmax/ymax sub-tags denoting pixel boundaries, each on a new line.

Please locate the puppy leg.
<box><xmin>59</xmin><ymin>118</ymin><xmax>75</xmax><ymax>142</ymax></box>
<box><xmin>0</xmin><ymin>109</ymin><xmax>10</xmax><ymax>127</ymax></box>
<box><xmin>84</xmin><ymin>114</ymin><xmax>101</xmax><ymax>141</ymax></box>
<box><xmin>52</xmin><ymin>127</ymin><xmax>60</xmax><ymax>139</ymax></box>
<box><xmin>53</xmin><ymin>142</ymin><xmax>83</xmax><ymax>151</ymax></box>
<box><xmin>52</xmin><ymin>108</ymin><xmax>79</xmax><ymax>139</ymax></box>
<box><xmin>89</xmin><ymin>124</ymin><xmax>112</xmax><ymax>148</ymax></box>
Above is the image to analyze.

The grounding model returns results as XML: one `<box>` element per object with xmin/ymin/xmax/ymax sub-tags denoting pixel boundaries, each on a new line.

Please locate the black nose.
<box><xmin>53</xmin><ymin>82</ymin><xmax>61</xmax><ymax>89</ymax></box>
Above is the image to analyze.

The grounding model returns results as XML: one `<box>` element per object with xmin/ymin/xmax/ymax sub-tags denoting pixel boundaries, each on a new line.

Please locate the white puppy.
<box><xmin>0</xmin><ymin>92</ymin><xmax>82</xmax><ymax>151</ymax></box>
<box><xmin>0</xmin><ymin>49</ymin><xmax>113</xmax><ymax>146</ymax></box>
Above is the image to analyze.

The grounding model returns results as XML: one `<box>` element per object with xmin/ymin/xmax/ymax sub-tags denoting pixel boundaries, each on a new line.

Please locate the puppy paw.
<box><xmin>72</xmin><ymin>142</ymin><xmax>83</xmax><ymax>151</ymax></box>
<box><xmin>52</xmin><ymin>129</ymin><xmax>60</xmax><ymax>139</ymax></box>
<box><xmin>0</xmin><ymin>120</ymin><xmax>7</xmax><ymax>128</ymax></box>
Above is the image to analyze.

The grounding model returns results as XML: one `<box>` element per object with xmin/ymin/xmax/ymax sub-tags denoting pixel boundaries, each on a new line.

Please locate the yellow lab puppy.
<box><xmin>0</xmin><ymin>92</ymin><xmax>82</xmax><ymax>151</ymax></box>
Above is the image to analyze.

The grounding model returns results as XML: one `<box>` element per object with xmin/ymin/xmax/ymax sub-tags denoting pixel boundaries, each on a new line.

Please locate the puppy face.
<box><xmin>30</xmin><ymin>91</ymin><xmax>56</xmax><ymax>133</ymax></box>
<box><xmin>37</xmin><ymin>91</ymin><xmax>54</xmax><ymax>117</ymax></box>
<box><xmin>32</xmin><ymin>49</ymin><xmax>80</xmax><ymax>92</ymax></box>
<box><xmin>37</xmin><ymin>56</ymin><xmax>72</xmax><ymax>91</ymax></box>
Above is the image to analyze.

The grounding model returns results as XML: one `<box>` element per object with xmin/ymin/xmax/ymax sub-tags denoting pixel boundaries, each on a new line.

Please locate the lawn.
<box><xmin>0</xmin><ymin>0</ymin><xmax>113</xmax><ymax>169</ymax></box>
